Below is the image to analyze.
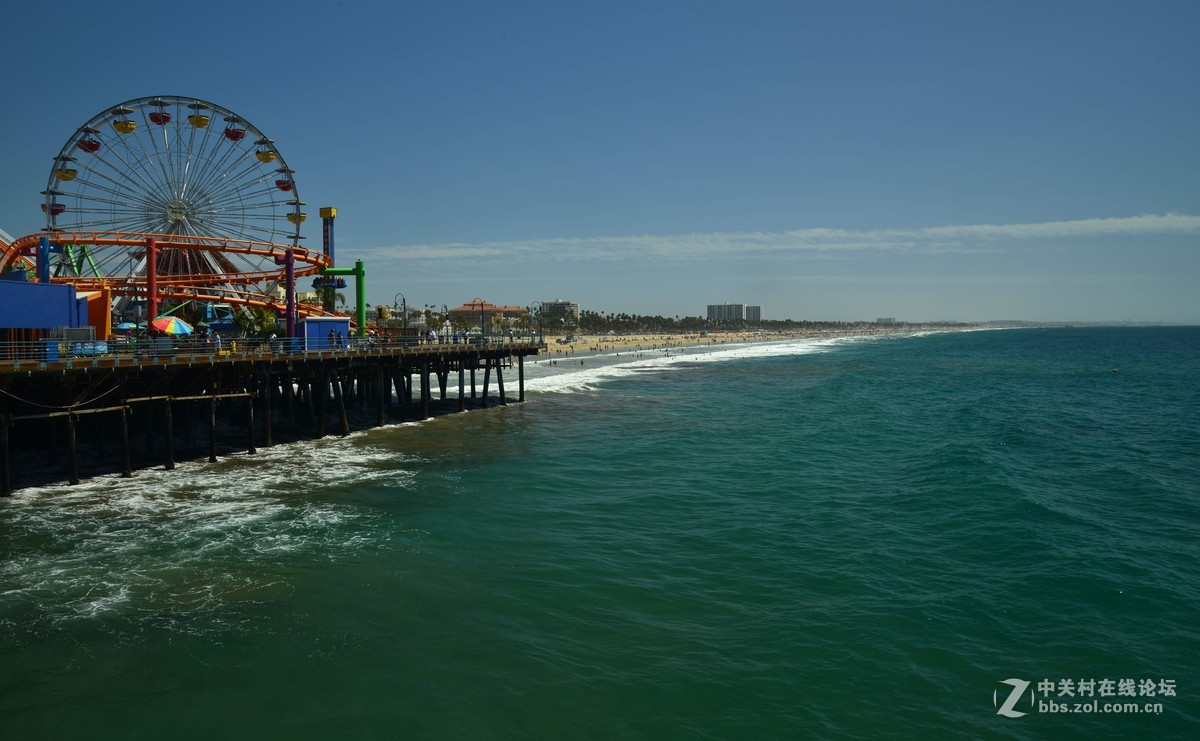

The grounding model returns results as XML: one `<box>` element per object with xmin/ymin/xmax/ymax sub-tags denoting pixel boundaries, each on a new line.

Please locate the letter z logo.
<box><xmin>994</xmin><ymin>678</ymin><xmax>1031</xmax><ymax>718</ymax></box>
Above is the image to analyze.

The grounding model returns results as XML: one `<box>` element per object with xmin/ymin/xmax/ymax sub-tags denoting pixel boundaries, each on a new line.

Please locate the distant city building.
<box><xmin>706</xmin><ymin>304</ymin><xmax>764</xmax><ymax>322</ymax></box>
<box><xmin>705</xmin><ymin>303</ymin><xmax>763</xmax><ymax>321</ymax></box>
<box><xmin>876</xmin><ymin>317</ymin><xmax>897</xmax><ymax>324</ymax></box>
<box><xmin>540</xmin><ymin>299</ymin><xmax>580</xmax><ymax>325</ymax></box>
<box><xmin>705</xmin><ymin>303</ymin><xmax>744</xmax><ymax>321</ymax></box>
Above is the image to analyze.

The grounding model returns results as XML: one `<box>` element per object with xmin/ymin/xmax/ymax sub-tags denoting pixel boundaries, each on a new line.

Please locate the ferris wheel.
<box><xmin>44</xmin><ymin>95</ymin><xmax>302</xmax><ymax>244</ymax></box>
<box><xmin>31</xmin><ymin>96</ymin><xmax>324</xmax><ymax>317</ymax></box>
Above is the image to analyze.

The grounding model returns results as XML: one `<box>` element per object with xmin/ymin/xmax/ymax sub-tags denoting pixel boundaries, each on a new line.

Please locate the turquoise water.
<box><xmin>1</xmin><ymin>327</ymin><xmax>1197</xmax><ymax>738</ymax></box>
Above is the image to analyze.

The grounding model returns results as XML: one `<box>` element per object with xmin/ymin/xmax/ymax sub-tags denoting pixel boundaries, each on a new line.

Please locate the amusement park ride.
<box><xmin>0</xmin><ymin>95</ymin><xmax>366</xmax><ymax>339</ymax></box>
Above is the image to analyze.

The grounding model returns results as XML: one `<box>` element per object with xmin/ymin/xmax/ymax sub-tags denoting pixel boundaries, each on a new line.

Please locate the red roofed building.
<box><xmin>448</xmin><ymin>301</ymin><xmax>528</xmax><ymax>332</ymax></box>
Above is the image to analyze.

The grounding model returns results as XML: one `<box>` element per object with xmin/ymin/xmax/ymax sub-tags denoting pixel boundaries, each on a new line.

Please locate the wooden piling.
<box><xmin>496</xmin><ymin>357</ymin><xmax>506</xmax><ymax>406</ymax></box>
<box><xmin>121</xmin><ymin>408</ymin><xmax>132</xmax><ymax>477</ymax></box>
<box><xmin>437</xmin><ymin>361</ymin><xmax>448</xmax><ymax>401</ymax></box>
<box><xmin>282</xmin><ymin>370</ymin><xmax>296</xmax><ymax>426</ymax></box>
<box><xmin>262</xmin><ymin>370</ymin><xmax>273</xmax><ymax>447</ymax></box>
<box><xmin>48</xmin><ymin>417</ymin><xmax>57</xmax><ymax>467</ymax></box>
<box><xmin>375</xmin><ymin>365</ymin><xmax>386</xmax><ymax>427</ymax></box>
<box><xmin>303</xmin><ymin>376</ymin><xmax>316</xmax><ymax>432</ymax></box>
<box><xmin>66</xmin><ymin>412</ymin><xmax>79</xmax><ymax>484</ymax></box>
<box><xmin>144</xmin><ymin>405</ymin><xmax>153</xmax><ymax>458</ymax></box>
<box><xmin>420</xmin><ymin>360</ymin><xmax>431</xmax><ymax>419</ymax></box>
<box><xmin>246</xmin><ymin>391</ymin><xmax>256</xmax><ymax>454</ymax></box>
<box><xmin>0</xmin><ymin>340</ymin><xmax>543</xmax><ymax>491</ymax></box>
<box><xmin>209</xmin><ymin>397</ymin><xmax>218</xmax><ymax>463</ymax></box>
<box><xmin>1</xmin><ymin>415</ymin><xmax>10</xmax><ymax>496</ymax></box>
<box><xmin>316</xmin><ymin>373</ymin><xmax>328</xmax><ymax>438</ymax></box>
<box><xmin>458</xmin><ymin>363</ymin><xmax>466</xmax><ymax>412</ymax></box>
<box><xmin>183</xmin><ymin>402</ymin><xmax>194</xmax><ymax>448</ymax></box>
<box><xmin>1</xmin><ymin>414</ymin><xmax>11</xmax><ymax>496</ymax></box>
<box><xmin>330</xmin><ymin>369</ymin><xmax>350</xmax><ymax>436</ymax></box>
<box><xmin>164</xmin><ymin>400</ymin><xmax>175</xmax><ymax>470</ymax></box>
<box><xmin>390</xmin><ymin>367</ymin><xmax>407</xmax><ymax>418</ymax></box>
<box><xmin>482</xmin><ymin>359</ymin><xmax>491</xmax><ymax>409</ymax></box>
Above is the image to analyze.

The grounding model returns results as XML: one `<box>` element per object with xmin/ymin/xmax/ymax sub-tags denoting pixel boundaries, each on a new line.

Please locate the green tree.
<box><xmin>233</xmin><ymin>305</ymin><xmax>279</xmax><ymax>338</ymax></box>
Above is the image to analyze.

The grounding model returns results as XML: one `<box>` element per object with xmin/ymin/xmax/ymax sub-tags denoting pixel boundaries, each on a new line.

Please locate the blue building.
<box><xmin>299</xmin><ymin>316</ymin><xmax>351</xmax><ymax>350</ymax></box>
<box><xmin>0</xmin><ymin>271</ymin><xmax>87</xmax><ymax>334</ymax></box>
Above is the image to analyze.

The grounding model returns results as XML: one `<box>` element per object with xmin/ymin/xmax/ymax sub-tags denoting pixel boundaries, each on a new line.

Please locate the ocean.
<box><xmin>1</xmin><ymin>327</ymin><xmax>1197</xmax><ymax>739</ymax></box>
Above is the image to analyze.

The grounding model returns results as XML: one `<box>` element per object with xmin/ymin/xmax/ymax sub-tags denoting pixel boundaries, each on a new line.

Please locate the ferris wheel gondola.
<box><xmin>36</xmin><ymin>96</ymin><xmax>318</xmax><ymax>319</ymax></box>
<box><xmin>45</xmin><ymin>96</ymin><xmax>300</xmax><ymax>244</ymax></box>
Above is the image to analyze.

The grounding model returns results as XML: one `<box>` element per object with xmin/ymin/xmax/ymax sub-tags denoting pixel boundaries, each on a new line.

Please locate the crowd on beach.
<box><xmin>538</xmin><ymin>326</ymin><xmax>950</xmax><ymax>358</ymax></box>
<box><xmin>91</xmin><ymin>325</ymin><xmax>964</xmax><ymax>361</ymax></box>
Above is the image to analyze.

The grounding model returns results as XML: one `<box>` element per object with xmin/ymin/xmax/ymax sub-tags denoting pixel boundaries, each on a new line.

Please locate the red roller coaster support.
<box><xmin>285</xmin><ymin>249</ymin><xmax>295</xmax><ymax>339</ymax></box>
<box><xmin>146</xmin><ymin>237</ymin><xmax>158</xmax><ymax>322</ymax></box>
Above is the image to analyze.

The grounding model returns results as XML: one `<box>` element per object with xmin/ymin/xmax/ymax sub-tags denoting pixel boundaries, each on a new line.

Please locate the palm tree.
<box><xmin>234</xmin><ymin>305</ymin><xmax>279</xmax><ymax>338</ymax></box>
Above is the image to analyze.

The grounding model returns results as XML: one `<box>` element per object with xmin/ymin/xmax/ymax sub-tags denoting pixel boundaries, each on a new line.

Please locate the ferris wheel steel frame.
<box><xmin>18</xmin><ymin>95</ymin><xmax>331</xmax><ymax>332</ymax></box>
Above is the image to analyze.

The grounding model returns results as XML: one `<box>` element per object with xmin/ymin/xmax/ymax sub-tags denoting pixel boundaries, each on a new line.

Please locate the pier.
<box><xmin>0</xmin><ymin>337</ymin><xmax>542</xmax><ymax>494</ymax></box>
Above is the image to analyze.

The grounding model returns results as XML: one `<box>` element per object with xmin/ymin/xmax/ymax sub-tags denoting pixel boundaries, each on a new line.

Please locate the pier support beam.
<box><xmin>482</xmin><ymin>358</ymin><xmax>491</xmax><ymax>409</ymax></box>
<box><xmin>330</xmin><ymin>369</ymin><xmax>350</xmax><ymax>436</ymax></box>
<box><xmin>262</xmin><ymin>371</ymin><xmax>273</xmax><ymax>447</ymax></box>
<box><xmin>420</xmin><ymin>360</ymin><xmax>431</xmax><ymax>419</ymax></box>
<box><xmin>164</xmin><ymin>401</ymin><xmax>175</xmax><ymax>471</ymax></box>
<box><xmin>316</xmin><ymin>374</ymin><xmax>328</xmax><ymax>438</ymax></box>
<box><xmin>496</xmin><ymin>357</ymin><xmax>506</xmax><ymax>406</ymax></box>
<box><xmin>375</xmin><ymin>365</ymin><xmax>386</xmax><ymax>427</ymax></box>
<box><xmin>144</xmin><ymin>408</ymin><xmax>153</xmax><ymax>458</ymax></box>
<box><xmin>183</xmin><ymin>403</ymin><xmax>194</xmax><ymax>448</ymax></box>
<box><xmin>390</xmin><ymin>367</ymin><xmax>407</xmax><ymax>418</ymax></box>
<box><xmin>282</xmin><ymin>370</ymin><xmax>296</xmax><ymax>426</ymax></box>
<box><xmin>209</xmin><ymin>397</ymin><xmax>218</xmax><ymax>463</ymax></box>
<box><xmin>0</xmin><ymin>342</ymin><xmax>543</xmax><ymax>492</ymax></box>
<box><xmin>1</xmin><ymin>415</ymin><xmax>11</xmax><ymax>496</ymax></box>
<box><xmin>247</xmin><ymin>393</ymin><xmax>256</xmax><ymax>454</ymax></box>
<box><xmin>121</xmin><ymin>408</ymin><xmax>132</xmax><ymax>477</ymax></box>
<box><xmin>66</xmin><ymin>412</ymin><xmax>79</xmax><ymax>485</ymax></box>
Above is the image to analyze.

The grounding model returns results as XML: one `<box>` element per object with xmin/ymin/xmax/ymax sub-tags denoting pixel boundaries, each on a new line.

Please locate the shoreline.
<box><xmin>535</xmin><ymin>327</ymin><xmax>966</xmax><ymax>359</ymax></box>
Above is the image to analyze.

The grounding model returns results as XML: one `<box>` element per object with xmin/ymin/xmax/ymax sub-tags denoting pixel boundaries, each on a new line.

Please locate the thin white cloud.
<box><xmin>358</xmin><ymin>213</ymin><xmax>1200</xmax><ymax>263</ymax></box>
<box><xmin>740</xmin><ymin>273</ymin><xmax>1157</xmax><ymax>286</ymax></box>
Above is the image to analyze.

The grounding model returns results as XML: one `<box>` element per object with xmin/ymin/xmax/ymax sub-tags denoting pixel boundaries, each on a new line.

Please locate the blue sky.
<box><xmin>1</xmin><ymin>0</ymin><xmax>1197</xmax><ymax>322</ymax></box>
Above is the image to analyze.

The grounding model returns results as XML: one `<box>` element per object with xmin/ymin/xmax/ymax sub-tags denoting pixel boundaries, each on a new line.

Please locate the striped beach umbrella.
<box><xmin>150</xmin><ymin>316</ymin><xmax>194</xmax><ymax>335</ymax></box>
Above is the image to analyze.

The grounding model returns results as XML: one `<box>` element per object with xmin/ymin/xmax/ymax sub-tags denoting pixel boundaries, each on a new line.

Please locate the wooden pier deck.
<box><xmin>0</xmin><ymin>339</ymin><xmax>543</xmax><ymax>494</ymax></box>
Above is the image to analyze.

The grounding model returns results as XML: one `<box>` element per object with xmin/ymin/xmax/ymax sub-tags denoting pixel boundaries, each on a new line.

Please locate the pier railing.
<box><xmin>0</xmin><ymin>334</ymin><xmax>542</xmax><ymax>365</ymax></box>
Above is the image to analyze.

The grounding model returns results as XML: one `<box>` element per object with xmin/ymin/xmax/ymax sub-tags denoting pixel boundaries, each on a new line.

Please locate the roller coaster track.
<box><xmin>1</xmin><ymin>230</ymin><xmax>337</xmax><ymax>318</ymax></box>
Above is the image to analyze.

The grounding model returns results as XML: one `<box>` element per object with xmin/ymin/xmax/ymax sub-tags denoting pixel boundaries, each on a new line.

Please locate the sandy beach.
<box><xmin>536</xmin><ymin>327</ymin><xmax>939</xmax><ymax>359</ymax></box>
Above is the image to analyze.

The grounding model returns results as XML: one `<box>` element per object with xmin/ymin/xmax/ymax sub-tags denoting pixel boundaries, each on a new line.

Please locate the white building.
<box><xmin>540</xmin><ymin>299</ymin><xmax>580</xmax><ymax>325</ymax></box>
